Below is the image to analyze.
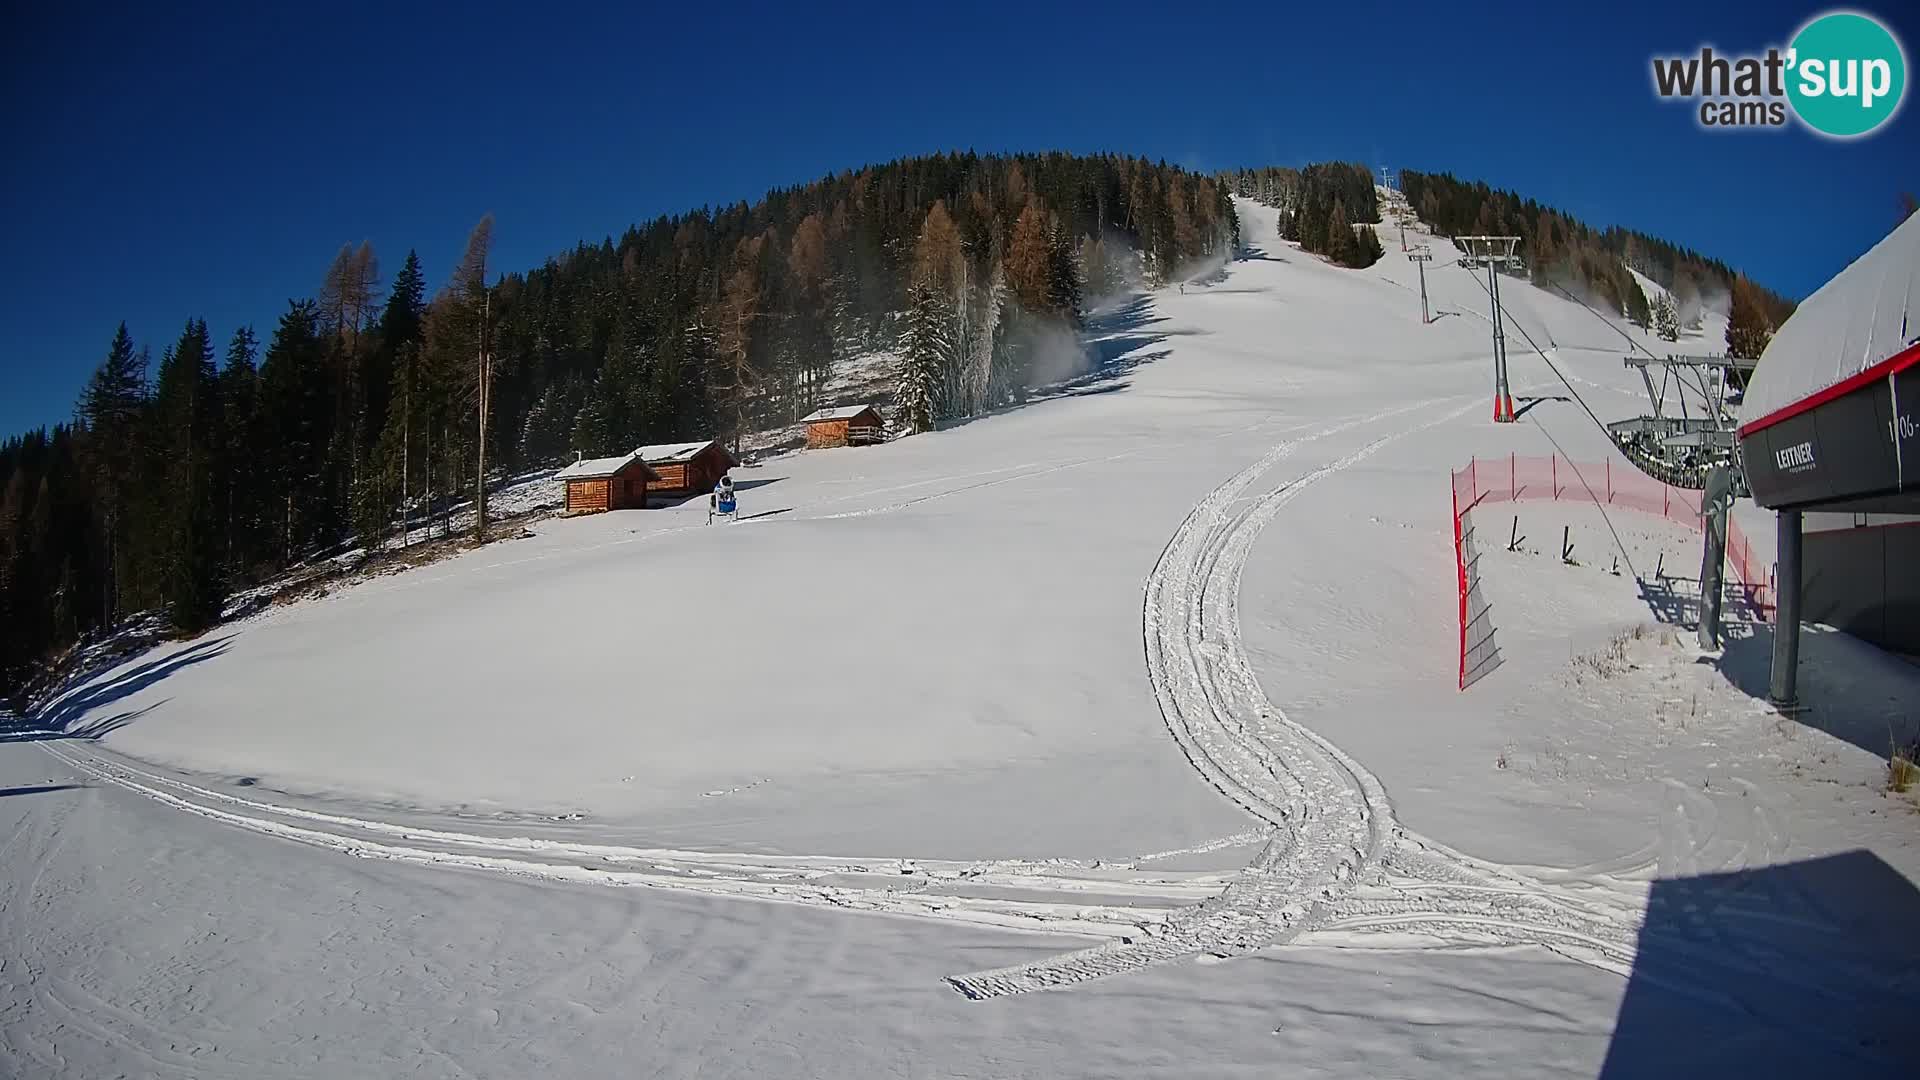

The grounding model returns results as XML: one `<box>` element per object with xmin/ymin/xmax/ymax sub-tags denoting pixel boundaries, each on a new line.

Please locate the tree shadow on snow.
<box><xmin>1234</xmin><ymin>243</ymin><xmax>1290</xmax><ymax>264</ymax></box>
<box><xmin>1601</xmin><ymin>849</ymin><xmax>1920</xmax><ymax>1078</ymax></box>
<box><xmin>0</xmin><ymin>784</ymin><xmax>87</xmax><ymax>798</ymax></box>
<box><xmin>1636</xmin><ymin>575</ymin><xmax>1920</xmax><ymax>762</ymax></box>
<box><xmin>923</xmin><ymin>298</ymin><xmax>1176</xmax><ymax>437</ymax></box>
<box><xmin>1028</xmin><ymin>350</ymin><xmax>1171</xmax><ymax>404</ymax></box>
<box><xmin>13</xmin><ymin>635</ymin><xmax>232</xmax><ymax>741</ymax></box>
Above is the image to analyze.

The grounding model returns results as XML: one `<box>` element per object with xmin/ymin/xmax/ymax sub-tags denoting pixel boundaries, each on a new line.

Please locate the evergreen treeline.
<box><xmin>1397</xmin><ymin>170</ymin><xmax>1795</xmax><ymax>353</ymax></box>
<box><xmin>1</xmin><ymin>151</ymin><xmax>1235</xmax><ymax>694</ymax></box>
<box><xmin>1221</xmin><ymin>164</ymin><xmax>1384</xmax><ymax>268</ymax></box>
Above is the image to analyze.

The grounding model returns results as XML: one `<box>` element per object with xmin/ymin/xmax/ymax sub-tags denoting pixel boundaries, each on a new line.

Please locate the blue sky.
<box><xmin>3</xmin><ymin>0</ymin><xmax>1914</xmax><ymax>435</ymax></box>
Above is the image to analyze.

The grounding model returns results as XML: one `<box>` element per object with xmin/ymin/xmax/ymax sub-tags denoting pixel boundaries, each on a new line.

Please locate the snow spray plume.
<box><xmin>1688</xmin><ymin>283</ymin><xmax>1728</xmax><ymax>330</ymax></box>
<box><xmin>1017</xmin><ymin>313</ymin><xmax>1093</xmax><ymax>388</ymax></box>
<box><xmin>1078</xmin><ymin>230</ymin><xmax>1146</xmax><ymax>309</ymax></box>
<box><xmin>1171</xmin><ymin>223</ymin><xmax>1240</xmax><ymax>288</ymax></box>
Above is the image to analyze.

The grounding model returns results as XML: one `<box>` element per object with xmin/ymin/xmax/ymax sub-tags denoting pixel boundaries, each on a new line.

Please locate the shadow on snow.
<box><xmin>6</xmin><ymin>635</ymin><xmax>234</xmax><ymax>744</ymax></box>
<box><xmin>1601</xmin><ymin>849</ymin><xmax>1920</xmax><ymax>1078</ymax></box>
<box><xmin>1636</xmin><ymin>572</ymin><xmax>1920</xmax><ymax>762</ymax></box>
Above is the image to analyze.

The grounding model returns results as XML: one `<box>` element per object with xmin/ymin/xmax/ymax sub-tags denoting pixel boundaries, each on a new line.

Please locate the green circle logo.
<box><xmin>1787</xmin><ymin>12</ymin><xmax>1907</xmax><ymax>137</ymax></box>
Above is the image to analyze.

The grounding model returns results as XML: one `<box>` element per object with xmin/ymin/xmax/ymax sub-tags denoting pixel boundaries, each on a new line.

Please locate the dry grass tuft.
<box><xmin>1889</xmin><ymin>733</ymin><xmax>1919</xmax><ymax>794</ymax></box>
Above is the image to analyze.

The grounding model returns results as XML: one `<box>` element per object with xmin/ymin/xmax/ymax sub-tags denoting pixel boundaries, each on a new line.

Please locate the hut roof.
<box><xmin>555</xmin><ymin>452</ymin><xmax>661</xmax><ymax>481</ymax></box>
<box><xmin>635</xmin><ymin>439</ymin><xmax>733</xmax><ymax>464</ymax></box>
<box><xmin>801</xmin><ymin>404</ymin><xmax>880</xmax><ymax>423</ymax></box>
<box><xmin>1740</xmin><ymin>212</ymin><xmax>1920</xmax><ymax>435</ymax></box>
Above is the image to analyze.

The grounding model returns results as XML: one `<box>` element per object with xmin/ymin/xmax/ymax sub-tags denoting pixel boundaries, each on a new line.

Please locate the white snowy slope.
<box><xmin>6</xmin><ymin>197</ymin><xmax>1918</xmax><ymax>1077</ymax></box>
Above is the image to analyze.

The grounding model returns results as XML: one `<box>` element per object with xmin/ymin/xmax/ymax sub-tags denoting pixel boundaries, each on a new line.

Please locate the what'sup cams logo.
<box><xmin>1651</xmin><ymin>10</ymin><xmax>1907</xmax><ymax>137</ymax></box>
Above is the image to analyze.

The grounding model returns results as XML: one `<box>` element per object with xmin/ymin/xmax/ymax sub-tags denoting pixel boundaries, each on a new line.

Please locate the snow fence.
<box><xmin>1449</xmin><ymin>454</ymin><xmax>1775</xmax><ymax>691</ymax></box>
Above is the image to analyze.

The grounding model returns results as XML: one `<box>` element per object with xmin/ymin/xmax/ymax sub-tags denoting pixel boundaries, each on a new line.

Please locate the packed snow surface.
<box><xmin>8</xmin><ymin>198</ymin><xmax>1918</xmax><ymax>1077</ymax></box>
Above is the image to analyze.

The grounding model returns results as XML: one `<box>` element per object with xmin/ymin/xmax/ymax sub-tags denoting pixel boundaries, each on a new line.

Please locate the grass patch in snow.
<box><xmin>1889</xmin><ymin>734</ymin><xmax>1920</xmax><ymax>794</ymax></box>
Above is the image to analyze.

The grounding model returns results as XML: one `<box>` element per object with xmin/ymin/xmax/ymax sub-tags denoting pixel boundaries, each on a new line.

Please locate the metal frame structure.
<box><xmin>1407</xmin><ymin>246</ymin><xmax>1434</xmax><ymax>323</ymax></box>
<box><xmin>1457</xmin><ymin>236</ymin><xmax>1522</xmax><ymax>422</ymax></box>
<box><xmin>1606</xmin><ymin>352</ymin><xmax>1757</xmax><ymax>491</ymax></box>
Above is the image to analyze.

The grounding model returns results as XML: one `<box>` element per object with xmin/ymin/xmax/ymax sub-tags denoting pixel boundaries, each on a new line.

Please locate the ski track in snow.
<box><xmin>27</xmin><ymin>396</ymin><xmax>1825</xmax><ymax>1010</ymax></box>
<box><xmin>949</xmin><ymin>395</ymin><xmax>1661</xmax><ymax>998</ymax></box>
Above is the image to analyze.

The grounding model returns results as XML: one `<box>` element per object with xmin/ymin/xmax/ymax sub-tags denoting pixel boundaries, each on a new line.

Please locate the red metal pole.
<box><xmin>1454</xmin><ymin>485</ymin><xmax>1465</xmax><ymax>690</ymax></box>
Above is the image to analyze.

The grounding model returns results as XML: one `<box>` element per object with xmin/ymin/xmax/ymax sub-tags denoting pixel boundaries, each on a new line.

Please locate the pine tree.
<box><xmin>152</xmin><ymin>320</ymin><xmax>224</xmax><ymax>630</ymax></box>
<box><xmin>259</xmin><ymin>301</ymin><xmax>328</xmax><ymax>562</ymax></box>
<box><xmin>380</xmin><ymin>251</ymin><xmax>428</xmax><ymax>353</ymax></box>
<box><xmin>1046</xmin><ymin>217</ymin><xmax>1083</xmax><ymax>324</ymax></box>
<box><xmin>78</xmin><ymin>323</ymin><xmax>148</xmax><ymax>622</ymax></box>
<box><xmin>1653</xmin><ymin>292</ymin><xmax>1680</xmax><ymax>342</ymax></box>
<box><xmin>899</xmin><ymin>283</ymin><xmax>947</xmax><ymax>433</ymax></box>
<box><xmin>218</xmin><ymin>326</ymin><xmax>262</xmax><ymax>573</ymax></box>
<box><xmin>1353</xmin><ymin>223</ymin><xmax>1384</xmax><ymax>267</ymax></box>
<box><xmin>1625</xmin><ymin>278</ymin><xmax>1652</xmax><ymax>330</ymax></box>
<box><xmin>1324</xmin><ymin>200</ymin><xmax>1358</xmax><ymax>266</ymax></box>
<box><xmin>571</xmin><ymin>383</ymin><xmax>614</xmax><ymax>454</ymax></box>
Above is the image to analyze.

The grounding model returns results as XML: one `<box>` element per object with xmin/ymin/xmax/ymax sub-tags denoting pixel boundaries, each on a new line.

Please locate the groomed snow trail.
<box><xmin>35</xmin><ymin>398</ymin><xmax>1655</xmax><ymax>1000</ymax></box>
<box><xmin>949</xmin><ymin>395</ymin><xmax>1650</xmax><ymax>998</ymax></box>
<box><xmin>38</xmin><ymin>740</ymin><xmax>1227</xmax><ymax>942</ymax></box>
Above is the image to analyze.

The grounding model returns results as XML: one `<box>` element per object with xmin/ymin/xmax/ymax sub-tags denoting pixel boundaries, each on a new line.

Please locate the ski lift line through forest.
<box><xmin>1545</xmin><ymin>279</ymin><xmax>1665</xmax><ymax>364</ymax></box>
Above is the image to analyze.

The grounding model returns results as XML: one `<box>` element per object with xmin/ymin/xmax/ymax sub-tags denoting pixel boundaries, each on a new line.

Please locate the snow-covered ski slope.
<box><xmin>9</xmin><ymin>197</ymin><xmax>1920</xmax><ymax>1077</ymax></box>
<box><xmin>26</xmin><ymin>202</ymin><xmax>1740</xmax><ymax>855</ymax></box>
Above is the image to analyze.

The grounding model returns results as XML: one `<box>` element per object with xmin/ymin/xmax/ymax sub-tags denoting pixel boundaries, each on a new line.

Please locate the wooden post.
<box><xmin>1606</xmin><ymin>459</ymin><xmax>1612</xmax><ymax>503</ymax></box>
<box><xmin>1552</xmin><ymin>455</ymin><xmax>1558</xmax><ymax>500</ymax></box>
<box><xmin>1510</xmin><ymin>452</ymin><xmax>1516</xmax><ymax>500</ymax></box>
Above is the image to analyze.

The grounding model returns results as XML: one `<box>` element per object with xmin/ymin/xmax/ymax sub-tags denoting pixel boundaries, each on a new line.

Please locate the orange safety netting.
<box><xmin>1449</xmin><ymin>455</ymin><xmax>1774</xmax><ymax>690</ymax></box>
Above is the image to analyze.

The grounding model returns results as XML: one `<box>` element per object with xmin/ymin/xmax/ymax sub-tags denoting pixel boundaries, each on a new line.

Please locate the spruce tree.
<box><xmin>152</xmin><ymin>320</ymin><xmax>225</xmax><ymax>630</ymax></box>
<box><xmin>1353</xmin><ymin>223</ymin><xmax>1384</xmax><ymax>268</ymax></box>
<box><xmin>259</xmin><ymin>301</ymin><xmax>327</xmax><ymax>562</ymax></box>
<box><xmin>78</xmin><ymin>323</ymin><xmax>148</xmax><ymax>623</ymax></box>
<box><xmin>218</xmin><ymin>327</ymin><xmax>262</xmax><ymax>573</ymax></box>
<box><xmin>1325</xmin><ymin>200</ymin><xmax>1358</xmax><ymax>266</ymax></box>
<box><xmin>899</xmin><ymin>283</ymin><xmax>947</xmax><ymax>433</ymax></box>
<box><xmin>1046</xmin><ymin>219</ymin><xmax>1083</xmax><ymax>324</ymax></box>
<box><xmin>1625</xmin><ymin>278</ymin><xmax>1652</xmax><ymax>330</ymax></box>
<box><xmin>1653</xmin><ymin>292</ymin><xmax>1680</xmax><ymax>342</ymax></box>
<box><xmin>380</xmin><ymin>251</ymin><xmax>427</xmax><ymax>353</ymax></box>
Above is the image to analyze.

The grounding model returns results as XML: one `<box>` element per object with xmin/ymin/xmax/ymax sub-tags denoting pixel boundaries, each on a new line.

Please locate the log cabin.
<box><xmin>555</xmin><ymin>452</ymin><xmax>661</xmax><ymax>514</ymax></box>
<box><xmin>636</xmin><ymin>440</ymin><xmax>737</xmax><ymax>498</ymax></box>
<box><xmin>801</xmin><ymin>404</ymin><xmax>885</xmax><ymax>449</ymax></box>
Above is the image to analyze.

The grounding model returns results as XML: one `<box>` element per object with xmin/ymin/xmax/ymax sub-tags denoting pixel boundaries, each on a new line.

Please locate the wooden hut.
<box><xmin>636</xmin><ymin>440</ymin><xmax>737</xmax><ymax>497</ymax></box>
<box><xmin>801</xmin><ymin>404</ymin><xmax>885</xmax><ymax>449</ymax></box>
<box><xmin>555</xmin><ymin>452</ymin><xmax>660</xmax><ymax>515</ymax></box>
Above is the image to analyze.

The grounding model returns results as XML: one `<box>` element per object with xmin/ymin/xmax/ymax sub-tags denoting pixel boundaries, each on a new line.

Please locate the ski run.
<box><xmin>6</xmin><ymin>197</ymin><xmax>1918</xmax><ymax>1078</ymax></box>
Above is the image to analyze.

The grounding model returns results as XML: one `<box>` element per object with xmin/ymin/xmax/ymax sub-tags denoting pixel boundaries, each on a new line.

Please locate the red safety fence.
<box><xmin>1450</xmin><ymin>454</ymin><xmax>1775</xmax><ymax>689</ymax></box>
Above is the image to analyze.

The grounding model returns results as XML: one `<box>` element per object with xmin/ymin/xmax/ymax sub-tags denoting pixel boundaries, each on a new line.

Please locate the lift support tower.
<box><xmin>1458</xmin><ymin>236</ymin><xmax>1522</xmax><ymax>422</ymax></box>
